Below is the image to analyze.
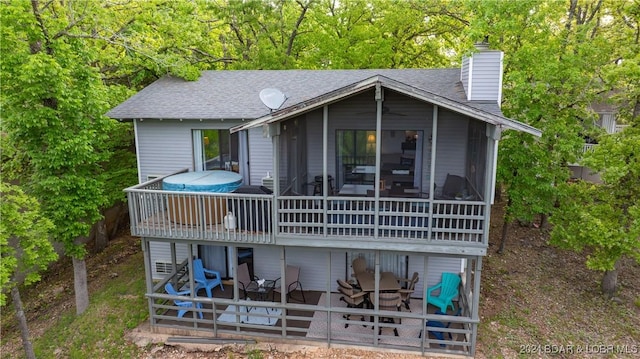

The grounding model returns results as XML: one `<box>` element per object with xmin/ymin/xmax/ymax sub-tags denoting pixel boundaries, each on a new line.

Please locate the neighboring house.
<box><xmin>570</xmin><ymin>100</ymin><xmax>629</xmax><ymax>182</ymax></box>
<box><xmin>107</xmin><ymin>43</ymin><xmax>540</xmax><ymax>357</ymax></box>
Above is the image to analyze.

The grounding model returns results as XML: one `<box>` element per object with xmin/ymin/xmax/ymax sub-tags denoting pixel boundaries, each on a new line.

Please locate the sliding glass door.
<box><xmin>335</xmin><ymin>129</ymin><xmax>423</xmax><ymax>196</ymax></box>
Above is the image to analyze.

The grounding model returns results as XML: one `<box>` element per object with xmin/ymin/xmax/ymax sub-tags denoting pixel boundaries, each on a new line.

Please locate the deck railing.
<box><xmin>126</xmin><ymin>177</ymin><xmax>487</xmax><ymax>246</ymax></box>
<box><xmin>150</xmin><ymin>276</ymin><xmax>476</xmax><ymax>356</ymax></box>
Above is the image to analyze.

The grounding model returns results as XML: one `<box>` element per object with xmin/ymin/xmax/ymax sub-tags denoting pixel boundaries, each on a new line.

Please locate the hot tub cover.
<box><xmin>163</xmin><ymin>171</ymin><xmax>243</xmax><ymax>193</ymax></box>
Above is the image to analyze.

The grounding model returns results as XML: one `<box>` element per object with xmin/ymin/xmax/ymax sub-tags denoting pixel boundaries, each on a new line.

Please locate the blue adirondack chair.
<box><xmin>426</xmin><ymin>272</ymin><xmax>461</xmax><ymax>313</ymax></box>
<box><xmin>193</xmin><ymin>258</ymin><xmax>224</xmax><ymax>297</ymax></box>
<box><xmin>164</xmin><ymin>283</ymin><xmax>203</xmax><ymax>319</ymax></box>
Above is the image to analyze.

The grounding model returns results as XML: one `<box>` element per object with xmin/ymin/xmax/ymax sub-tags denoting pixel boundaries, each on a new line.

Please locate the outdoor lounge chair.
<box><xmin>274</xmin><ymin>265</ymin><xmax>306</xmax><ymax>303</ymax></box>
<box><xmin>398</xmin><ymin>272</ymin><xmax>419</xmax><ymax>311</ymax></box>
<box><xmin>164</xmin><ymin>282</ymin><xmax>203</xmax><ymax>319</ymax></box>
<box><xmin>426</xmin><ymin>272</ymin><xmax>460</xmax><ymax>313</ymax></box>
<box><xmin>337</xmin><ymin>279</ymin><xmax>369</xmax><ymax>327</ymax></box>
<box><xmin>193</xmin><ymin>258</ymin><xmax>224</xmax><ymax>298</ymax></box>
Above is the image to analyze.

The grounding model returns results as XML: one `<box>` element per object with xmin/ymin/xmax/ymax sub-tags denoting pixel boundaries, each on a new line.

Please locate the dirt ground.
<box><xmin>2</xmin><ymin>201</ymin><xmax>639</xmax><ymax>358</ymax></box>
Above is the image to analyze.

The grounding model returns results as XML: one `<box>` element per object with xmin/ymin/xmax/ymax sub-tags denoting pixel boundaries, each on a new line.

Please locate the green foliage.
<box><xmin>0</xmin><ymin>183</ymin><xmax>57</xmax><ymax>306</ymax></box>
<box><xmin>30</xmin><ymin>252</ymin><xmax>147</xmax><ymax>358</ymax></box>
<box><xmin>0</xmin><ymin>1</ymin><xmax>138</xmax><ymax>259</ymax></box>
<box><xmin>550</xmin><ymin>125</ymin><xmax>640</xmax><ymax>271</ymax></box>
<box><xmin>465</xmin><ymin>0</ymin><xmax>627</xmax><ymax>229</ymax></box>
<box><xmin>246</xmin><ymin>348</ymin><xmax>264</xmax><ymax>359</ymax></box>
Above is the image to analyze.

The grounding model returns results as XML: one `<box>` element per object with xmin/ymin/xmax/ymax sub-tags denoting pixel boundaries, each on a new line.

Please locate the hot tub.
<box><xmin>163</xmin><ymin>171</ymin><xmax>242</xmax><ymax>225</ymax></box>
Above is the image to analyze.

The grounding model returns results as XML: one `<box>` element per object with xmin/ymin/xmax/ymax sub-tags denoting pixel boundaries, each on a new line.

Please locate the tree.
<box><xmin>550</xmin><ymin>0</ymin><xmax>640</xmax><ymax>296</ymax></box>
<box><xmin>1</xmin><ymin>0</ymin><xmax>123</xmax><ymax>314</ymax></box>
<box><xmin>0</xmin><ymin>183</ymin><xmax>58</xmax><ymax>359</ymax></box>
<box><xmin>463</xmin><ymin>0</ymin><xmax>616</xmax><ymax>252</ymax></box>
<box><xmin>550</xmin><ymin>124</ymin><xmax>640</xmax><ymax>297</ymax></box>
<box><xmin>1</xmin><ymin>0</ymin><xmax>214</xmax><ymax>315</ymax></box>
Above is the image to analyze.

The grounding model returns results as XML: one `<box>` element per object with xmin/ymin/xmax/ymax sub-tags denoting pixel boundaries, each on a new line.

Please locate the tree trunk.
<box><xmin>539</xmin><ymin>213</ymin><xmax>549</xmax><ymax>228</ymax></box>
<box><xmin>11</xmin><ymin>285</ymin><xmax>36</xmax><ymax>359</ymax></box>
<box><xmin>94</xmin><ymin>218</ymin><xmax>108</xmax><ymax>252</ymax></box>
<box><xmin>601</xmin><ymin>259</ymin><xmax>621</xmax><ymax>298</ymax></box>
<box><xmin>73</xmin><ymin>257</ymin><xmax>90</xmax><ymax>314</ymax></box>
<box><xmin>498</xmin><ymin>218</ymin><xmax>509</xmax><ymax>254</ymax></box>
<box><xmin>498</xmin><ymin>198</ymin><xmax>513</xmax><ymax>254</ymax></box>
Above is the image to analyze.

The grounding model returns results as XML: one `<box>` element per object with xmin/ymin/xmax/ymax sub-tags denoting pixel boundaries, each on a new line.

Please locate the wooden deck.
<box><xmin>128</xmin><ymin>189</ymin><xmax>486</xmax><ymax>249</ymax></box>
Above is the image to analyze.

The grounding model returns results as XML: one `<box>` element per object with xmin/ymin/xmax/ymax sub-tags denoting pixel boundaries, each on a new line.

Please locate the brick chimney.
<box><xmin>460</xmin><ymin>42</ymin><xmax>504</xmax><ymax>105</ymax></box>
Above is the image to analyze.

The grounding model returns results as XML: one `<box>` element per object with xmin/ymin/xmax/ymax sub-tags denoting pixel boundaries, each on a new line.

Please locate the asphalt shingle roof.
<box><xmin>106</xmin><ymin>68</ymin><xmax>505</xmax><ymax>120</ymax></box>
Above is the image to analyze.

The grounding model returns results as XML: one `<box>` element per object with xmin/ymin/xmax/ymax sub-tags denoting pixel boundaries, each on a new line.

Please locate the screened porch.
<box><xmin>145</xmin><ymin>246</ymin><xmax>481</xmax><ymax>357</ymax></box>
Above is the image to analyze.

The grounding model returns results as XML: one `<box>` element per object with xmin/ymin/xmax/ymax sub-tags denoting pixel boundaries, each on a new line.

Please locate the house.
<box><xmin>107</xmin><ymin>43</ymin><xmax>540</xmax><ymax>356</ymax></box>
<box><xmin>569</xmin><ymin>98</ymin><xmax>629</xmax><ymax>182</ymax></box>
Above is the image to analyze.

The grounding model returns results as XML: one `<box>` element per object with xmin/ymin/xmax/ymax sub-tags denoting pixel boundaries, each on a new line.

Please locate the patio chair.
<box><xmin>437</xmin><ymin>173</ymin><xmax>465</xmax><ymax>199</ymax></box>
<box><xmin>192</xmin><ymin>258</ymin><xmax>224</xmax><ymax>298</ymax></box>
<box><xmin>164</xmin><ymin>283</ymin><xmax>203</xmax><ymax>319</ymax></box>
<box><xmin>398</xmin><ymin>272</ymin><xmax>419</xmax><ymax>311</ymax></box>
<box><xmin>351</xmin><ymin>256</ymin><xmax>370</xmax><ymax>278</ymax></box>
<box><xmin>274</xmin><ymin>265</ymin><xmax>306</xmax><ymax>303</ymax></box>
<box><xmin>376</xmin><ymin>291</ymin><xmax>402</xmax><ymax>336</ymax></box>
<box><xmin>236</xmin><ymin>262</ymin><xmax>257</xmax><ymax>299</ymax></box>
<box><xmin>419</xmin><ymin>308</ymin><xmax>462</xmax><ymax>346</ymax></box>
<box><xmin>426</xmin><ymin>272</ymin><xmax>461</xmax><ymax>313</ymax></box>
<box><xmin>336</xmin><ymin>279</ymin><xmax>369</xmax><ymax>327</ymax></box>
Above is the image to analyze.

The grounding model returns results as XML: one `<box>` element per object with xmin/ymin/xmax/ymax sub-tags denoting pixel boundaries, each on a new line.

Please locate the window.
<box><xmin>193</xmin><ymin>129</ymin><xmax>239</xmax><ymax>171</ymax></box>
<box><xmin>336</xmin><ymin>129</ymin><xmax>423</xmax><ymax>194</ymax></box>
<box><xmin>336</xmin><ymin>130</ymin><xmax>377</xmax><ymax>186</ymax></box>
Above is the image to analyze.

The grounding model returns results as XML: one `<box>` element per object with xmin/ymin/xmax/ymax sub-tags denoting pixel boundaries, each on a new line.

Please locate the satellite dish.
<box><xmin>259</xmin><ymin>88</ymin><xmax>287</xmax><ymax>110</ymax></box>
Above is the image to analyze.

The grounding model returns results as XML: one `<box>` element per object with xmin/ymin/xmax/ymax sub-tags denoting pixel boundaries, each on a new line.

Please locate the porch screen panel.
<box><xmin>466</xmin><ymin>120</ymin><xmax>487</xmax><ymax>200</ymax></box>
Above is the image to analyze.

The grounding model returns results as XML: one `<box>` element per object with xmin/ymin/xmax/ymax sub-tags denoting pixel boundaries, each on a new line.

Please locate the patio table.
<box><xmin>355</xmin><ymin>271</ymin><xmax>401</xmax><ymax>293</ymax></box>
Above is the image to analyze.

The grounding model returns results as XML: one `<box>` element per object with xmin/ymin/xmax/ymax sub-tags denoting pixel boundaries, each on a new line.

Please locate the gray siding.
<box><xmin>252</xmin><ymin>247</ymin><xmax>343</xmax><ymax>293</ymax></box>
<box><xmin>149</xmin><ymin>241</ymin><xmax>196</xmax><ymax>279</ymax></box>
<box><xmin>135</xmin><ymin>120</ymin><xmax>195</xmax><ymax>182</ymax></box>
<box><xmin>285</xmin><ymin>248</ymin><xmax>340</xmax><ymax>292</ymax></box>
<box><xmin>466</xmin><ymin>51</ymin><xmax>503</xmax><ymax>102</ymax></box>
<box><xmin>461</xmin><ymin>57</ymin><xmax>470</xmax><ymax>98</ymax></box>
<box><xmin>407</xmin><ymin>255</ymin><xmax>463</xmax><ymax>299</ymax></box>
<box><xmin>248</xmin><ymin>127</ymin><xmax>273</xmax><ymax>186</ymax></box>
<box><xmin>135</xmin><ymin>119</ymin><xmax>244</xmax><ymax>182</ymax></box>
<box><xmin>253</xmin><ymin>245</ymin><xmax>280</xmax><ymax>280</ymax></box>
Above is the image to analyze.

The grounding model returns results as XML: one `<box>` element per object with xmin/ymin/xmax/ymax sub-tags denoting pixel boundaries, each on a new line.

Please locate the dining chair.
<box><xmin>376</xmin><ymin>292</ymin><xmax>402</xmax><ymax>336</ymax></box>
<box><xmin>192</xmin><ymin>258</ymin><xmax>224</xmax><ymax>298</ymax></box>
<box><xmin>351</xmin><ymin>256</ymin><xmax>369</xmax><ymax>278</ymax></box>
<box><xmin>398</xmin><ymin>272</ymin><xmax>419</xmax><ymax>311</ymax></box>
<box><xmin>274</xmin><ymin>265</ymin><xmax>306</xmax><ymax>303</ymax></box>
<box><xmin>164</xmin><ymin>282</ymin><xmax>203</xmax><ymax>319</ymax></box>
<box><xmin>337</xmin><ymin>279</ymin><xmax>369</xmax><ymax>327</ymax></box>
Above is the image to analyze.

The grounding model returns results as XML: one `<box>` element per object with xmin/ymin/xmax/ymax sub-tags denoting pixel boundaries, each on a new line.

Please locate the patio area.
<box><xmin>153</xmin><ymin>283</ymin><xmax>473</xmax><ymax>355</ymax></box>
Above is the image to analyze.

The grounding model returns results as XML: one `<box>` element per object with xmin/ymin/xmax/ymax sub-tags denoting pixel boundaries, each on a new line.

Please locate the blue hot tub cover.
<box><xmin>163</xmin><ymin>171</ymin><xmax>243</xmax><ymax>193</ymax></box>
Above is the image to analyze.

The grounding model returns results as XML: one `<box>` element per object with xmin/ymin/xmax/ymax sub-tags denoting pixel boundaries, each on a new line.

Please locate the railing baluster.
<box><xmin>127</xmin><ymin>178</ymin><xmax>487</xmax><ymax>246</ymax></box>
